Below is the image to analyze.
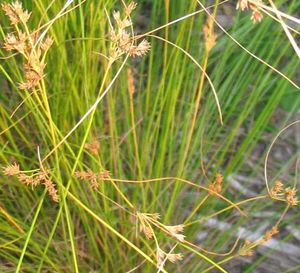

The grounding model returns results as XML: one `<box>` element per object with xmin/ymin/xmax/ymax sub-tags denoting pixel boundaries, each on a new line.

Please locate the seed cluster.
<box><xmin>208</xmin><ymin>173</ymin><xmax>223</xmax><ymax>195</ymax></box>
<box><xmin>136</xmin><ymin>212</ymin><xmax>185</xmax><ymax>269</ymax></box>
<box><xmin>108</xmin><ymin>2</ymin><xmax>151</xmax><ymax>61</ymax></box>
<box><xmin>75</xmin><ymin>169</ymin><xmax>110</xmax><ymax>189</ymax></box>
<box><xmin>236</xmin><ymin>0</ymin><xmax>263</xmax><ymax>24</ymax></box>
<box><xmin>2</xmin><ymin>1</ymin><xmax>53</xmax><ymax>90</ymax></box>
<box><xmin>3</xmin><ymin>163</ymin><xmax>59</xmax><ymax>202</ymax></box>
<box><xmin>270</xmin><ymin>180</ymin><xmax>298</xmax><ymax>206</ymax></box>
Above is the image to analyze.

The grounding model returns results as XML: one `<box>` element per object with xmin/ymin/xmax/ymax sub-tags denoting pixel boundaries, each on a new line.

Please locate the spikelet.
<box><xmin>19</xmin><ymin>54</ymin><xmax>46</xmax><ymax>90</ymax></box>
<box><xmin>2</xmin><ymin>1</ymin><xmax>31</xmax><ymax>25</ymax></box>
<box><xmin>165</xmin><ymin>225</ymin><xmax>185</xmax><ymax>242</ymax></box>
<box><xmin>203</xmin><ymin>16</ymin><xmax>217</xmax><ymax>52</ymax></box>
<box><xmin>3</xmin><ymin>163</ymin><xmax>20</xmax><ymax>176</ymax></box>
<box><xmin>239</xmin><ymin>240</ymin><xmax>254</xmax><ymax>257</ymax></box>
<box><xmin>236</xmin><ymin>0</ymin><xmax>263</xmax><ymax>24</ymax></box>
<box><xmin>3</xmin><ymin>32</ymin><xmax>27</xmax><ymax>53</ymax></box>
<box><xmin>127</xmin><ymin>67</ymin><xmax>135</xmax><ymax>96</ymax></box>
<box><xmin>251</xmin><ymin>9</ymin><xmax>263</xmax><ymax>24</ymax></box>
<box><xmin>43</xmin><ymin>178</ymin><xmax>59</xmax><ymax>202</ymax></box>
<box><xmin>236</xmin><ymin>0</ymin><xmax>249</xmax><ymax>11</ymax></box>
<box><xmin>84</xmin><ymin>139</ymin><xmax>100</xmax><ymax>155</ymax></box>
<box><xmin>270</xmin><ymin>180</ymin><xmax>284</xmax><ymax>197</ymax></box>
<box><xmin>128</xmin><ymin>39</ymin><xmax>151</xmax><ymax>57</ymax></box>
<box><xmin>156</xmin><ymin>247</ymin><xmax>183</xmax><ymax>270</ymax></box>
<box><xmin>75</xmin><ymin>169</ymin><xmax>110</xmax><ymax>189</ymax></box>
<box><xmin>125</xmin><ymin>2</ymin><xmax>137</xmax><ymax>17</ymax></box>
<box><xmin>262</xmin><ymin>226</ymin><xmax>279</xmax><ymax>243</ymax></box>
<box><xmin>40</xmin><ymin>36</ymin><xmax>54</xmax><ymax>52</ymax></box>
<box><xmin>208</xmin><ymin>173</ymin><xmax>223</xmax><ymax>195</ymax></box>
<box><xmin>140</xmin><ymin>225</ymin><xmax>154</xmax><ymax>240</ymax></box>
<box><xmin>285</xmin><ymin>187</ymin><xmax>298</xmax><ymax>206</ymax></box>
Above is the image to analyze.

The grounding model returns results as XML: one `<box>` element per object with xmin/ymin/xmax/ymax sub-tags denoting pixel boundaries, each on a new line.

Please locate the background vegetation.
<box><xmin>0</xmin><ymin>0</ymin><xmax>299</xmax><ymax>272</ymax></box>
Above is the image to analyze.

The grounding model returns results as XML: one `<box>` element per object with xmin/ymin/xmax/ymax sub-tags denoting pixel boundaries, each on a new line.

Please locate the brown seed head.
<box><xmin>141</xmin><ymin>225</ymin><xmax>154</xmax><ymax>239</ymax></box>
<box><xmin>240</xmin><ymin>240</ymin><xmax>254</xmax><ymax>257</ymax></box>
<box><xmin>129</xmin><ymin>39</ymin><xmax>151</xmax><ymax>57</ymax></box>
<box><xmin>127</xmin><ymin>67</ymin><xmax>135</xmax><ymax>96</ymax></box>
<box><xmin>263</xmin><ymin>226</ymin><xmax>279</xmax><ymax>243</ymax></box>
<box><xmin>40</xmin><ymin>36</ymin><xmax>53</xmax><ymax>52</ymax></box>
<box><xmin>165</xmin><ymin>225</ymin><xmax>185</xmax><ymax>242</ymax></box>
<box><xmin>251</xmin><ymin>9</ymin><xmax>263</xmax><ymax>23</ymax></box>
<box><xmin>270</xmin><ymin>180</ymin><xmax>284</xmax><ymax>197</ymax></box>
<box><xmin>84</xmin><ymin>139</ymin><xmax>100</xmax><ymax>155</ymax></box>
<box><xmin>156</xmin><ymin>247</ymin><xmax>166</xmax><ymax>269</ymax></box>
<box><xmin>3</xmin><ymin>163</ymin><xmax>20</xmax><ymax>176</ymax></box>
<box><xmin>2</xmin><ymin>1</ymin><xmax>31</xmax><ymax>25</ymax></box>
<box><xmin>166</xmin><ymin>253</ymin><xmax>183</xmax><ymax>263</ymax></box>
<box><xmin>215</xmin><ymin>173</ymin><xmax>223</xmax><ymax>184</ymax></box>
<box><xmin>285</xmin><ymin>187</ymin><xmax>298</xmax><ymax>206</ymax></box>
<box><xmin>3</xmin><ymin>31</ymin><xmax>27</xmax><ymax>53</ymax></box>
<box><xmin>125</xmin><ymin>2</ymin><xmax>137</xmax><ymax>17</ymax></box>
<box><xmin>43</xmin><ymin>178</ymin><xmax>59</xmax><ymax>202</ymax></box>
<box><xmin>203</xmin><ymin>17</ymin><xmax>217</xmax><ymax>53</ymax></box>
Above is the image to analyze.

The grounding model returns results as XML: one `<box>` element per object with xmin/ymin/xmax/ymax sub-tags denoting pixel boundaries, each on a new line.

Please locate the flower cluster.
<box><xmin>285</xmin><ymin>187</ymin><xmax>298</xmax><ymax>206</ymax></box>
<box><xmin>3</xmin><ymin>163</ymin><xmax>59</xmax><ymax>202</ymax></box>
<box><xmin>156</xmin><ymin>247</ymin><xmax>183</xmax><ymax>270</ymax></box>
<box><xmin>239</xmin><ymin>240</ymin><xmax>254</xmax><ymax>257</ymax></box>
<box><xmin>108</xmin><ymin>2</ymin><xmax>150</xmax><ymax>61</ymax></box>
<box><xmin>84</xmin><ymin>139</ymin><xmax>100</xmax><ymax>155</ymax></box>
<box><xmin>262</xmin><ymin>226</ymin><xmax>279</xmax><ymax>243</ymax></box>
<box><xmin>2</xmin><ymin>1</ymin><xmax>31</xmax><ymax>25</ymax></box>
<box><xmin>270</xmin><ymin>180</ymin><xmax>284</xmax><ymax>197</ymax></box>
<box><xmin>269</xmin><ymin>180</ymin><xmax>298</xmax><ymax>206</ymax></box>
<box><xmin>75</xmin><ymin>169</ymin><xmax>110</xmax><ymax>189</ymax></box>
<box><xmin>236</xmin><ymin>0</ymin><xmax>263</xmax><ymax>24</ymax></box>
<box><xmin>208</xmin><ymin>172</ymin><xmax>223</xmax><ymax>195</ymax></box>
<box><xmin>2</xmin><ymin>1</ymin><xmax>53</xmax><ymax>90</ymax></box>
<box><xmin>136</xmin><ymin>212</ymin><xmax>184</xmax><ymax>269</ymax></box>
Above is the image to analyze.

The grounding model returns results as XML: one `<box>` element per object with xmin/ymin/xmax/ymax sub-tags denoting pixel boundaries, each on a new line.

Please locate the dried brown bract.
<box><xmin>141</xmin><ymin>225</ymin><xmax>154</xmax><ymax>240</ymax></box>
